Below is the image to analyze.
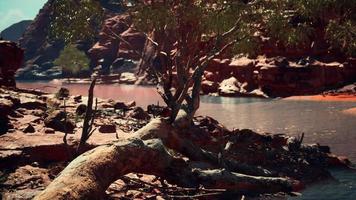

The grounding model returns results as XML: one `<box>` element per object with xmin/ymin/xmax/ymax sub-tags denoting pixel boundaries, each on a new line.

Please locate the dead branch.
<box><xmin>76</xmin><ymin>78</ymin><xmax>97</xmax><ymax>155</ymax></box>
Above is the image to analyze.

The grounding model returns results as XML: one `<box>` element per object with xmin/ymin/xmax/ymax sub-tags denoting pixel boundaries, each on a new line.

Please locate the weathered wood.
<box><xmin>35</xmin><ymin>119</ymin><xmax>300</xmax><ymax>200</ymax></box>
<box><xmin>76</xmin><ymin>78</ymin><xmax>97</xmax><ymax>154</ymax></box>
<box><xmin>34</xmin><ymin>139</ymin><xmax>173</xmax><ymax>200</ymax></box>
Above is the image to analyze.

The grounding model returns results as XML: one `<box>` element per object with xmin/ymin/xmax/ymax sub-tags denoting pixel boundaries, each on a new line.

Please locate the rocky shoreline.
<box><xmin>0</xmin><ymin>86</ymin><xmax>353</xmax><ymax>199</ymax></box>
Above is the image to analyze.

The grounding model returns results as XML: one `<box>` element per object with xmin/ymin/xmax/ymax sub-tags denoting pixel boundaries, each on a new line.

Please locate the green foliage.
<box><xmin>326</xmin><ymin>20</ymin><xmax>356</xmax><ymax>57</ymax></box>
<box><xmin>130</xmin><ymin>0</ymin><xmax>356</xmax><ymax>57</ymax></box>
<box><xmin>49</xmin><ymin>0</ymin><xmax>104</xmax><ymax>44</ymax></box>
<box><xmin>261</xmin><ymin>0</ymin><xmax>356</xmax><ymax>55</ymax></box>
<box><xmin>54</xmin><ymin>45</ymin><xmax>90</xmax><ymax>77</ymax></box>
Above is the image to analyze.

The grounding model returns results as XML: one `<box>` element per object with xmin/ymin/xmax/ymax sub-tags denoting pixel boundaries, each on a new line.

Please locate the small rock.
<box><xmin>119</xmin><ymin>72</ymin><xmax>137</xmax><ymax>84</ymax></box>
<box><xmin>99</xmin><ymin>124</ymin><xmax>117</xmax><ymax>133</ymax></box>
<box><xmin>31</xmin><ymin>110</ymin><xmax>45</xmax><ymax>117</ymax></box>
<box><xmin>74</xmin><ymin>95</ymin><xmax>82</xmax><ymax>102</ymax></box>
<box><xmin>76</xmin><ymin>104</ymin><xmax>87</xmax><ymax>116</ymax></box>
<box><xmin>23</xmin><ymin>124</ymin><xmax>35</xmax><ymax>133</ymax></box>
<box><xmin>218</xmin><ymin>77</ymin><xmax>240</xmax><ymax>96</ymax></box>
<box><xmin>128</xmin><ymin>107</ymin><xmax>150</xmax><ymax>120</ymax></box>
<box><xmin>44</xmin><ymin>128</ymin><xmax>55</xmax><ymax>134</ymax></box>
<box><xmin>44</xmin><ymin>110</ymin><xmax>75</xmax><ymax>133</ymax></box>
<box><xmin>114</xmin><ymin>102</ymin><xmax>129</xmax><ymax>110</ymax></box>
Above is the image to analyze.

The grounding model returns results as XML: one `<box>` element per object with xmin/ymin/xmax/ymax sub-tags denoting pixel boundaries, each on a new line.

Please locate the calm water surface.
<box><xmin>17</xmin><ymin>81</ymin><xmax>356</xmax><ymax>200</ymax></box>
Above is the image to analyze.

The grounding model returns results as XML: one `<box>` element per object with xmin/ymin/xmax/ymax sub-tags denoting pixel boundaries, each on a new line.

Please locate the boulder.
<box><xmin>127</xmin><ymin>107</ymin><xmax>150</xmax><ymax>120</ymax></box>
<box><xmin>98</xmin><ymin>124</ymin><xmax>116</xmax><ymax>133</ymax></box>
<box><xmin>147</xmin><ymin>105</ymin><xmax>171</xmax><ymax>117</ymax></box>
<box><xmin>44</xmin><ymin>110</ymin><xmax>75</xmax><ymax>133</ymax></box>
<box><xmin>44</xmin><ymin>128</ymin><xmax>55</xmax><ymax>134</ymax></box>
<box><xmin>119</xmin><ymin>72</ymin><xmax>137</xmax><ymax>84</ymax></box>
<box><xmin>76</xmin><ymin>104</ymin><xmax>87</xmax><ymax>116</ymax></box>
<box><xmin>23</xmin><ymin>124</ymin><xmax>36</xmax><ymax>133</ymax></box>
<box><xmin>201</xmin><ymin>80</ymin><xmax>218</xmax><ymax>94</ymax></box>
<box><xmin>114</xmin><ymin>102</ymin><xmax>130</xmax><ymax>111</ymax></box>
<box><xmin>218</xmin><ymin>77</ymin><xmax>241</xmax><ymax>96</ymax></box>
<box><xmin>74</xmin><ymin>95</ymin><xmax>82</xmax><ymax>103</ymax></box>
<box><xmin>0</xmin><ymin>40</ymin><xmax>24</xmax><ymax>87</ymax></box>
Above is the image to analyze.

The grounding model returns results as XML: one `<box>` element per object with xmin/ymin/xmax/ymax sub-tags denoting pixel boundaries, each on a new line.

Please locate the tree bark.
<box><xmin>35</xmin><ymin>118</ymin><xmax>300</xmax><ymax>200</ymax></box>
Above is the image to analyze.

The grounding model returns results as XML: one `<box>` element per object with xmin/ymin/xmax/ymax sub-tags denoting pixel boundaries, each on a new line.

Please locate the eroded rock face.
<box><xmin>88</xmin><ymin>14</ymin><xmax>145</xmax><ymax>75</ymax></box>
<box><xmin>89</xmin><ymin>15</ymin><xmax>130</xmax><ymax>72</ymax></box>
<box><xmin>203</xmin><ymin>56</ymin><xmax>356</xmax><ymax>97</ymax></box>
<box><xmin>0</xmin><ymin>40</ymin><xmax>24</xmax><ymax>87</ymax></box>
<box><xmin>117</xmin><ymin>27</ymin><xmax>146</xmax><ymax>60</ymax></box>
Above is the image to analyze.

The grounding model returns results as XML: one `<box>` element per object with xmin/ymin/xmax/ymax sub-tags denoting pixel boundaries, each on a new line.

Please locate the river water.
<box><xmin>17</xmin><ymin>81</ymin><xmax>356</xmax><ymax>200</ymax></box>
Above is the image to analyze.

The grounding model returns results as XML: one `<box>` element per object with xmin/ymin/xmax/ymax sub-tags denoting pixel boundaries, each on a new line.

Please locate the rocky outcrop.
<box><xmin>0</xmin><ymin>40</ymin><xmax>24</xmax><ymax>87</ymax></box>
<box><xmin>202</xmin><ymin>56</ymin><xmax>356</xmax><ymax>97</ymax></box>
<box><xmin>117</xmin><ymin>27</ymin><xmax>146</xmax><ymax>60</ymax></box>
<box><xmin>0</xmin><ymin>20</ymin><xmax>33</xmax><ymax>42</ymax></box>
<box><xmin>88</xmin><ymin>14</ymin><xmax>145</xmax><ymax>75</ymax></box>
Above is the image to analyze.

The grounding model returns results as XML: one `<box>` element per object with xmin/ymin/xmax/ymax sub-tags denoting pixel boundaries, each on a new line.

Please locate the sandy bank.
<box><xmin>342</xmin><ymin>107</ymin><xmax>356</xmax><ymax>116</ymax></box>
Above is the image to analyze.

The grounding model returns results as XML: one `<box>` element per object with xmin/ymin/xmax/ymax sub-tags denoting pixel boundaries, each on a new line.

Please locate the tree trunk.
<box><xmin>35</xmin><ymin>118</ymin><xmax>300</xmax><ymax>200</ymax></box>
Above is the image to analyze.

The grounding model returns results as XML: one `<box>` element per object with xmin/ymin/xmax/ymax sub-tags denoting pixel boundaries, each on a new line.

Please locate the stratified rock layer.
<box><xmin>202</xmin><ymin>56</ymin><xmax>356</xmax><ymax>97</ymax></box>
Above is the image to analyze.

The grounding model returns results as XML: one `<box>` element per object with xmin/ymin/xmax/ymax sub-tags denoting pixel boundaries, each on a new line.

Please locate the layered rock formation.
<box><xmin>0</xmin><ymin>40</ymin><xmax>24</xmax><ymax>87</ymax></box>
<box><xmin>88</xmin><ymin>14</ymin><xmax>145</xmax><ymax>75</ymax></box>
<box><xmin>202</xmin><ymin>56</ymin><xmax>356</xmax><ymax>97</ymax></box>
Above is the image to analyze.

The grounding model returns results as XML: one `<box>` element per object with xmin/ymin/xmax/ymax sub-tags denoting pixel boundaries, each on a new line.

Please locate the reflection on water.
<box><xmin>199</xmin><ymin>96</ymin><xmax>356</xmax><ymax>162</ymax></box>
<box><xmin>17</xmin><ymin>81</ymin><xmax>164</xmax><ymax>106</ymax></box>
<box><xmin>17</xmin><ymin>81</ymin><xmax>356</xmax><ymax>161</ymax></box>
<box><xmin>17</xmin><ymin>81</ymin><xmax>356</xmax><ymax>200</ymax></box>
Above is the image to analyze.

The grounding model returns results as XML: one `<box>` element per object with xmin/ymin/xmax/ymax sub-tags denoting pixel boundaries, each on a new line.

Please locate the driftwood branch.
<box><xmin>76</xmin><ymin>78</ymin><xmax>97</xmax><ymax>154</ymax></box>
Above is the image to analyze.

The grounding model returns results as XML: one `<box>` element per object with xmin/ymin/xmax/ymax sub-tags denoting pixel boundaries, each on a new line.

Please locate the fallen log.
<box><xmin>35</xmin><ymin>118</ymin><xmax>300</xmax><ymax>200</ymax></box>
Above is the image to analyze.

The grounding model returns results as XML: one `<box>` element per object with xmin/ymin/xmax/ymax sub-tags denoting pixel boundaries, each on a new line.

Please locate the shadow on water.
<box><xmin>289</xmin><ymin>168</ymin><xmax>356</xmax><ymax>200</ymax></box>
